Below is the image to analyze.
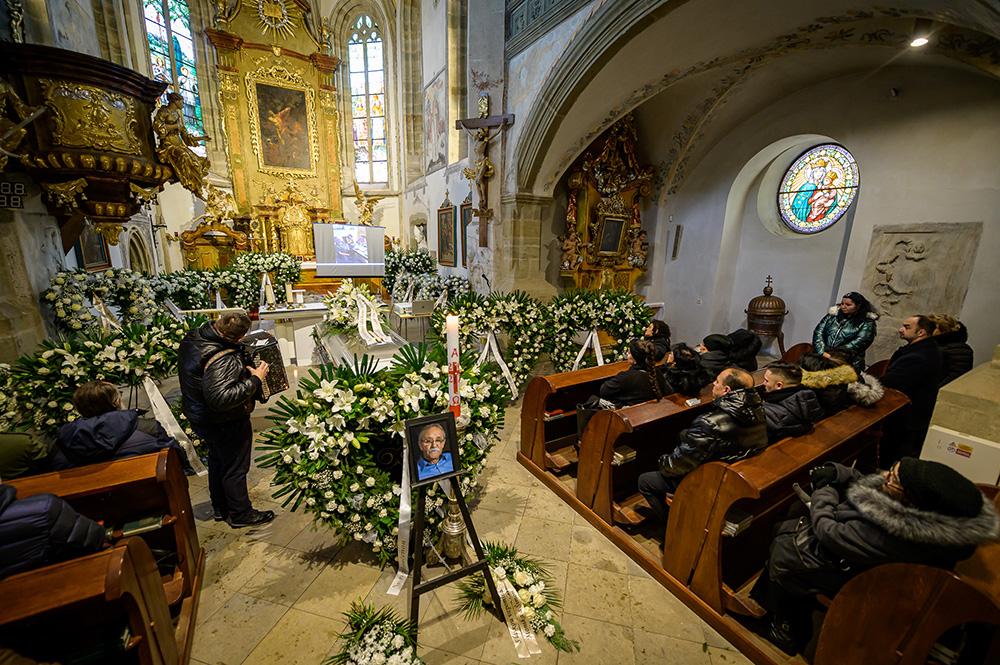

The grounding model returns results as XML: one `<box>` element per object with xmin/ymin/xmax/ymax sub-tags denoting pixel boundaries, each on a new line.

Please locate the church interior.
<box><xmin>1</xmin><ymin>0</ymin><xmax>999</xmax><ymax>664</ymax></box>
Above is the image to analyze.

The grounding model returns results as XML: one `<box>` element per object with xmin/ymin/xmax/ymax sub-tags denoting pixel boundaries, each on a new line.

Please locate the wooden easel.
<box><xmin>408</xmin><ymin>474</ymin><xmax>500</xmax><ymax>641</ymax></box>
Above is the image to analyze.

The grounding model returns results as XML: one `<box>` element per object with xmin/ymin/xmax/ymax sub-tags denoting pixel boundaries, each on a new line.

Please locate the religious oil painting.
<box><xmin>460</xmin><ymin>199</ymin><xmax>473</xmax><ymax>267</ymax></box>
<box><xmin>406</xmin><ymin>412</ymin><xmax>462</xmax><ymax>487</ymax></box>
<box><xmin>424</xmin><ymin>70</ymin><xmax>447</xmax><ymax>173</ymax></box>
<box><xmin>597</xmin><ymin>215</ymin><xmax>627</xmax><ymax>255</ymax></box>
<box><xmin>76</xmin><ymin>225</ymin><xmax>111</xmax><ymax>272</ymax></box>
<box><xmin>438</xmin><ymin>204</ymin><xmax>457</xmax><ymax>267</ymax></box>
<box><xmin>254</xmin><ymin>83</ymin><xmax>311</xmax><ymax>171</ymax></box>
<box><xmin>777</xmin><ymin>143</ymin><xmax>860</xmax><ymax>234</ymax></box>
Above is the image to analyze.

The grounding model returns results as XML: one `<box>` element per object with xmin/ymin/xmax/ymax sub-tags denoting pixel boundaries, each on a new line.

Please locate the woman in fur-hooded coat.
<box><xmin>750</xmin><ymin>458</ymin><xmax>999</xmax><ymax>653</ymax></box>
<box><xmin>812</xmin><ymin>292</ymin><xmax>879</xmax><ymax>373</ymax></box>
<box><xmin>799</xmin><ymin>353</ymin><xmax>884</xmax><ymax>417</ymax></box>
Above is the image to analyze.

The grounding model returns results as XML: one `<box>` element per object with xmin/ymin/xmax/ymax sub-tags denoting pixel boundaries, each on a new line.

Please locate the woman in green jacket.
<box><xmin>812</xmin><ymin>291</ymin><xmax>878</xmax><ymax>372</ymax></box>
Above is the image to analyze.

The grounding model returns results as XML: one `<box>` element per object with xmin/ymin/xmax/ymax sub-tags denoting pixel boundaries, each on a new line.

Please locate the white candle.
<box><xmin>284</xmin><ymin>282</ymin><xmax>294</xmax><ymax>303</ymax></box>
<box><xmin>264</xmin><ymin>281</ymin><xmax>276</xmax><ymax>306</ymax></box>
<box><xmin>446</xmin><ymin>314</ymin><xmax>460</xmax><ymax>418</ymax></box>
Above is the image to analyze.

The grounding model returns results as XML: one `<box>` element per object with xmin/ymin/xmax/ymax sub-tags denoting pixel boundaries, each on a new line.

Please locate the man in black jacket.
<box><xmin>749</xmin><ymin>458</ymin><xmax>998</xmax><ymax>654</ymax></box>
<box><xmin>178</xmin><ymin>310</ymin><xmax>273</xmax><ymax>528</ymax></box>
<box><xmin>761</xmin><ymin>362</ymin><xmax>823</xmax><ymax>443</ymax></box>
<box><xmin>0</xmin><ymin>484</ymin><xmax>108</xmax><ymax>578</ymax></box>
<box><xmin>880</xmin><ymin>315</ymin><xmax>944</xmax><ymax>463</ymax></box>
<box><xmin>637</xmin><ymin>367</ymin><xmax>767</xmax><ymax>523</ymax></box>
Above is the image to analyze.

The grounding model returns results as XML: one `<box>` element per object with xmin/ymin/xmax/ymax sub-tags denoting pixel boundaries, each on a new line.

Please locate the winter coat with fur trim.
<box><xmin>810</xmin><ymin>463</ymin><xmax>996</xmax><ymax>570</ymax></box>
<box><xmin>812</xmin><ymin>308</ymin><xmax>878</xmax><ymax>372</ymax></box>
<box><xmin>801</xmin><ymin>365</ymin><xmax>884</xmax><ymax>417</ymax></box>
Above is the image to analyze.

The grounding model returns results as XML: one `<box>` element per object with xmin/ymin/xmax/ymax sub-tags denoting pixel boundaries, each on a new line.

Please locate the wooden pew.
<box><xmin>575</xmin><ymin>372</ymin><xmax>766</xmax><ymax>525</ymax></box>
<box><xmin>519</xmin><ymin>361</ymin><xmax>629</xmax><ymax>471</ymax></box>
<box><xmin>780</xmin><ymin>342</ymin><xmax>813</xmax><ymax>364</ymax></box>
<box><xmin>7</xmin><ymin>448</ymin><xmax>202</xmax><ymax>663</ymax></box>
<box><xmin>662</xmin><ymin>389</ymin><xmax>910</xmax><ymax>616</ymax></box>
<box><xmin>0</xmin><ymin>537</ymin><xmax>182</xmax><ymax>664</ymax></box>
<box><xmin>813</xmin><ymin>488</ymin><xmax>1000</xmax><ymax>665</ymax></box>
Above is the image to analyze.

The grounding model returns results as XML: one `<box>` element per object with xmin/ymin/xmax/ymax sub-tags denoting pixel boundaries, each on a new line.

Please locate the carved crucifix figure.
<box><xmin>456</xmin><ymin>103</ymin><xmax>513</xmax><ymax>247</ymax></box>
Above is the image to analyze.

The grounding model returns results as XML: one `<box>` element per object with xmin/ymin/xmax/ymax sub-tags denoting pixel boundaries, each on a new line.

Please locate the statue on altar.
<box><xmin>353</xmin><ymin>180</ymin><xmax>382</xmax><ymax>226</ymax></box>
<box><xmin>276</xmin><ymin>188</ymin><xmax>314</xmax><ymax>258</ymax></box>
<box><xmin>153</xmin><ymin>92</ymin><xmax>210</xmax><ymax>198</ymax></box>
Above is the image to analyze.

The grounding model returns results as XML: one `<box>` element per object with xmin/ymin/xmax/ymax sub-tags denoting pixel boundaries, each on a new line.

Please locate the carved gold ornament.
<box><xmin>39</xmin><ymin>80</ymin><xmax>140</xmax><ymax>154</ymax></box>
<box><xmin>41</xmin><ymin>178</ymin><xmax>88</xmax><ymax>210</ymax></box>
<box><xmin>245</xmin><ymin>64</ymin><xmax>319</xmax><ymax>178</ymax></box>
<box><xmin>94</xmin><ymin>221</ymin><xmax>125</xmax><ymax>246</ymax></box>
<box><xmin>256</xmin><ymin>0</ymin><xmax>294</xmax><ymax>39</ymax></box>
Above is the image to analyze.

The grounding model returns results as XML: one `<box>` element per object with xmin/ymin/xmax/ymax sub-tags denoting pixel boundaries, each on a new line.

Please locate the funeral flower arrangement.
<box><xmin>256</xmin><ymin>343</ymin><xmax>510</xmax><ymax>565</ymax></box>
<box><xmin>326</xmin><ymin>602</ymin><xmax>423</xmax><ymax>665</ymax></box>
<box><xmin>43</xmin><ymin>268</ymin><xmax>159</xmax><ymax>332</ymax></box>
<box><xmin>220</xmin><ymin>252</ymin><xmax>302</xmax><ymax>310</ymax></box>
<box><xmin>546</xmin><ymin>289</ymin><xmax>651</xmax><ymax>371</ymax></box>
<box><xmin>151</xmin><ymin>269</ymin><xmax>222</xmax><ymax>310</ymax></box>
<box><xmin>431</xmin><ymin>291</ymin><xmax>547</xmax><ymax>389</ymax></box>
<box><xmin>384</xmin><ymin>248</ymin><xmax>435</xmax><ymax>295</ymax></box>
<box><xmin>455</xmin><ymin>542</ymin><xmax>579</xmax><ymax>653</ymax></box>
<box><xmin>320</xmin><ymin>280</ymin><xmax>388</xmax><ymax>337</ymax></box>
<box><xmin>0</xmin><ymin>314</ymin><xmax>204</xmax><ymax>433</ymax></box>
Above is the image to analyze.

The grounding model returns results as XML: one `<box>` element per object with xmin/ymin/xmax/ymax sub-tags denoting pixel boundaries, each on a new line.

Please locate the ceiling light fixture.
<box><xmin>910</xmin><ymin>18</ymin><xmax>932</xmax><ymax>47</ymax></box>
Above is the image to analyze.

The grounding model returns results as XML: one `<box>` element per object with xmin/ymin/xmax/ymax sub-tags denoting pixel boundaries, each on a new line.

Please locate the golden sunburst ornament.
<box><xmin>256</xmin><ymin>0</ymin><xmax>294</xmax><ymax>39</ymax></box>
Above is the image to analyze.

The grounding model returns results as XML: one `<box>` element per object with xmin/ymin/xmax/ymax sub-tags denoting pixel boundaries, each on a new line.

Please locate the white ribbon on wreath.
<box><xmin>572</xmin><ymin>328</ymin><xmax>604</xmax><ymax>371</ymax></box>
<box><xmin>474</xmin><ymin>331</ymin><xmax>518</xmax><ymax>394</ymax></box>
<box><xmin>354</xmin><ymin>294</ymin><xmax>378</xmax><ymax>345</ymax></box>
<box><xmin>387</xmin><ymin>432</ymin><xmax>413</xmax><ymax>596</ymax></box>
<box><xmin>495</xmin><ymin>575</ymin><xmax>543</xmax><ymax>658</ymax></box>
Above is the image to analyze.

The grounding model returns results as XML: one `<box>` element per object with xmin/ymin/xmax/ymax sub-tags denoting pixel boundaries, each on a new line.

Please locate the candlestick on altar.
<box><xmin>446</xmin><ymin>315</ymin><xmax>461</xmax><ymax>418</ymax></box>
<box><xmin>284</xmin><ymin>282</ymin><xmax>294</xmax><ymax>304</ymax></box>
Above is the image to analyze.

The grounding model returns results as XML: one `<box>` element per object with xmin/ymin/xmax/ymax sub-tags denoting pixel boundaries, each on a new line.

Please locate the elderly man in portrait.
<box><xmin>416</xmin><ymin>423</ymin><xmax>454</xmax><ymax>481</ymax></box>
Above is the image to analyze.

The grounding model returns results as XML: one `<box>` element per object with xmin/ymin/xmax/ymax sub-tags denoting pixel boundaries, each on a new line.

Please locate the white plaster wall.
<box><xmin>421</xmin><ymin>0</ymin><xmax>447</xmax><ymax>84</ymax></box>
<box><xmin>645</xmin><ymin>64</ymin><xmax>1000</xmax><ymax>362</ymax></box>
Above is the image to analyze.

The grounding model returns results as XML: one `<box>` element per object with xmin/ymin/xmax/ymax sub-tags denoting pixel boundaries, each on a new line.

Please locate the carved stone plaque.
<box><xmin>861</xmin><ymin>222</ymin><xmax>982</xmax><ymax>362</ymax></box>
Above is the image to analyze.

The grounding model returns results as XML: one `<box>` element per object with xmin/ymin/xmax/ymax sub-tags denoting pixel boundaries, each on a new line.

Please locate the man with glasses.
<box><xmin>415</xmin><ymin>423</ymin><xmax>453</xmax><ymax>481</ymax></box>
<box><xmin>746</xmin><ymin>457</ymin><xmax>998</xmax><ymax>654</ymax></box>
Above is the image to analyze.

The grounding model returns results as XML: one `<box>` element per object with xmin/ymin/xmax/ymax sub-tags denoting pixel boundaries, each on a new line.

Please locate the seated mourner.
<box><xmin>0</xmin><ymin>431</ymin><xmax>50</xmax><ymax>480</ymax></box>
<box><xmin>642</xmin><ymin>320</ymin><xmax>671</xmax><ymax>362</ymax></box>
<box><xmin>748</xmin><ymin>458</ymin><xmax>999</xmax><ymax>654</ymax></box>
<box><xmin>728</xmin><ymin>328</ymin><xmax>763</xmax><ymax>371</ymax></box>
<box><xmin>664</xmin><ymin>343</ymin><xmax>711</xmax><ymax>397</ymax></box>
<box><xmin>761</xmin><ymin>362</ymin><xmax>823</xmax><ymax>443</ymax></box>
<box><xmin>698</xmin><ymin>334</ymin><xmax>735</xmax><ymax>376</ymax></box>
<box><xmin>637</xmin><ymin>367</ymin><xmax>766</xmax><ymax>523</ymax></box>
<box><xmin>51</xmin><ymin>381</ymin><xmax>190</xmax><ymax>472</ymax></box>
<box><xmin>0</xmin><ymin>483</ymin><xmax>108</xmax><ymax>578</ymax></box>
<box><xmin>598</xmin><ymin>339</ymin><xmax>669</xmax><ymax>408</ymax></box>
<box><xmin>799</xmin><ymin>349</ymin><xmax>884</xmax><ymax>417</ymax></box>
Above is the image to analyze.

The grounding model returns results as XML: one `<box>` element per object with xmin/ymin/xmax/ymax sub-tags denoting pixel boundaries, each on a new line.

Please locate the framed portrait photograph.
<box><xmin>406</xmin><ymin>412</ymin><xmax>462</xmax><ymax>487</ymax></box>
<box><xmin>597</xmin><ymin>214</ymin><xmax>628</xmax><ymax>255</ymax></box>
<box><xmin>75</xmin><ymin>225</ymin><xmax>111</xmax><ymax>271</ymax></box>
<box><xmin>460</xmin><ymin>198</ymin><xmax>473</xmax><ymax>267</ymax></box>
<box><xmin>437</xmin><ymin>204</ymin><xmax>457</xmax><ymax>267</ymax></box>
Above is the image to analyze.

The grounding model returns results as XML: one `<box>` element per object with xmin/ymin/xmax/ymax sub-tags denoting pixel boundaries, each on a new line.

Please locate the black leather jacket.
<box><xmin>658</xmin><ymin>387</ymin><xmax>767</xmax><ymax>477</ymax></box>
<box><xmin>178</xmin><ymin>322</ymin><xmax>261</xmax><ymax>425</ymax></box>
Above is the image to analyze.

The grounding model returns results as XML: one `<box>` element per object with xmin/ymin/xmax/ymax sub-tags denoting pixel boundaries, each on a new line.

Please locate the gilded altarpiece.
<box><xmin>559</xmin><ymin>115</ymin><xmax>652</xmax><ymax>292</ymax></box>
<box><xmin>206</xmin><ymin>0</ymin><xmax>342</xmax><ymax>259</ymax></box>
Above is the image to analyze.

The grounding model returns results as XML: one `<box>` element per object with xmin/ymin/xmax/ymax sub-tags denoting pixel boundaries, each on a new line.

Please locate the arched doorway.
<box><xmin>127</xmin><ymin>231</ymin><xmax>154</xmax><ymax>276</ymax></box>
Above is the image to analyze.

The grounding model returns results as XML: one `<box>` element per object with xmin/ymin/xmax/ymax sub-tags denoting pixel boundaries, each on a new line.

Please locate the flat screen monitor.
<box><xmin>314</xmin><ymin>223</ymin><xmax>385</xmax><ymax>277</ymax></box>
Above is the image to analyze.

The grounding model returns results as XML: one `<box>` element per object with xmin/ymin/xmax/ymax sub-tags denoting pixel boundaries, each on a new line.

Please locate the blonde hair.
<box><xmin>927</xmin><ymin>313</ymin><xmax>960</xmax><ymax>335</ymax></box>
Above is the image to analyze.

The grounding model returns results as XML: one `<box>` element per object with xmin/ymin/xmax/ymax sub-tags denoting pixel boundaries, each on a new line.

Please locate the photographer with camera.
<box><xmin>178</xmin><ymin>310</ymin><xmax>274</xmax><ymax>528</ymax></box>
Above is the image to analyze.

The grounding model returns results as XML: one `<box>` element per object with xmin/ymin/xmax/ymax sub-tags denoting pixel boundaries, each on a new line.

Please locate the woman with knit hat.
<box><xmin>812</xmin><ymin>292</ymin><xmax>879</xmax><ymax>373</ymax></box>
<box><xmin>748</xmin><ymin>457</ymin><xmax>999</xmax><ymax>654</ymax></box>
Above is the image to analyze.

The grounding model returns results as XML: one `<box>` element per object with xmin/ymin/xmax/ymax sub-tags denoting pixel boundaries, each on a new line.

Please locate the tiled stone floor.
<box><xmin>188</xmin><ymin>398</ymin><xmax>751</xmax><ymax>665</ymax></box>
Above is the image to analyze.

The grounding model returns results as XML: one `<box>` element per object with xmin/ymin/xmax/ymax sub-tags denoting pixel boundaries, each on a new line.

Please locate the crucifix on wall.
<box><xmin>456</xmin><ymin>95</ymin><xmax>513</xmax><ymax>247</ymax></box>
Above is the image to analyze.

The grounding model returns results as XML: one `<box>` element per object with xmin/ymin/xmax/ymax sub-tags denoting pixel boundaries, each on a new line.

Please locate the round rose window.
<box><xmin>777</xmin><ymin>144</ymin><xmax>860</xmax><ymax>234</ymax></box>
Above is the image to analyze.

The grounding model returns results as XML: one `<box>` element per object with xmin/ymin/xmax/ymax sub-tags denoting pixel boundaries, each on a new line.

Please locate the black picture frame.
<box><xmin>460</xmin><ymin>200</ymin><xmax>473</xmax><ymax>267</ymax></box>
<box><xmin>437</xmin><ymin>205</ymin><xmax>457</xmax><ymax>267</ymax></box>
<box><xmin>406</xmin><ymin>412</ymin><xmax>462</xmax><ymax>487</ymax></box>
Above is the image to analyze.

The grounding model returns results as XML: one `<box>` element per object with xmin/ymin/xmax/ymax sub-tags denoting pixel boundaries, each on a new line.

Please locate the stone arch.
<box><xmin>126</xmin><ymin>228</ymin><xmax>154</xmax><ymax>276</ymax></box>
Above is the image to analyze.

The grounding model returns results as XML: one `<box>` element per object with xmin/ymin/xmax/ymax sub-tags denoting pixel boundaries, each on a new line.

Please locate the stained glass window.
<box><xmin>777</xmin><ymin>144</ymin><xmax>860</xmax><ymax>234</ymax></box>
<box><xmin>348</xmin><ymin>15</ymin><xmax>388</xmax><ymax>184</ymax></box>
<box><xmin>143</xmin><ymin>0</ymin><xmax>205</xmax><ymax>145</ymax></box>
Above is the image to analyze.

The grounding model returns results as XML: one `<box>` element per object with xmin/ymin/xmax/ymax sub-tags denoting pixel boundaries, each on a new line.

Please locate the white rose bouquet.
<box><xmin>326</xmin><ymin>602</ymin><xmax>423</xmax><ymax>665</ymax></box>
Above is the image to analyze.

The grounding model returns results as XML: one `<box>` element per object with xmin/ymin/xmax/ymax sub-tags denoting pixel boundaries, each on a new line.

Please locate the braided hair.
<box><xmin>630</xmin><ymin>338</ymin><xmax>663</xmax><ymax>401</ymax></box>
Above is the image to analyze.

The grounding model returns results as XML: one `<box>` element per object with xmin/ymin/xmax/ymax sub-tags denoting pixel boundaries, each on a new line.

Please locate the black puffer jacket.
<box><xmin>762</xmin><ymin>385</ymin><xmax>824</xmax><ymax>442</ymax></box>
<box><xmin>644</xmin><ymin>334</ymin><xmax>671</xmax><ymax>363</ymax></box>
<box><xmin>599</xmin><ymin>366</ymin><xmax>669</xmax><ymax>408</ymax></box>
<box><xmin>665</xmin><ymin>364</ymin><xmax>711</xmax><ymax>397</ymax></box>
<box><xmin>0</xmin><ymin>484</ymin><xmax>106</xmax><ymax>578</ymax></box>
<box><xmin>658</xmin><ymin>387</ymin><xmax>768</xmax><ymax>477</ymax></box>
<box><xmin>728</xmin><ymin>329</ymin><xmax>763</xmax><ymax>371</ymax></box>
<box><xmin>934</xmin><ymin>324</ymin><xmax>974</xmax><ymax>387</ymax></box>
<box><xmin>766</xmin><ymin>464</ymin><xmax>999</xmax><ymax>598</ymax></box>
<box><xmin>52</xmin><ymin>410</ymin><xmax>181</xmax><ymax>470</ymax></box>
<box><xmin>178</xmin><ymin>322</ymin><xmax>261</xmax><ymax>425</ymax></box>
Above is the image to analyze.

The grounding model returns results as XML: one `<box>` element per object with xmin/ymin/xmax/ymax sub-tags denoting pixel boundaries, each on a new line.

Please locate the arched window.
<box><xmin>348</xmin><ymin>15</ymin><xmax>388</xmax><ymax>184</ymax></box>
<box><xmin>142</xmin><ymin>0</ymin><xmax>205</xmax><ymax>143</ymax></box>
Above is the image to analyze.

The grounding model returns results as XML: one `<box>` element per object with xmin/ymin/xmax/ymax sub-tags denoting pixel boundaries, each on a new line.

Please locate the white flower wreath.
<box><xmin>547</xmin><ymin>289</ymin><xmax>652</xmax><ymax>372</ymax></box>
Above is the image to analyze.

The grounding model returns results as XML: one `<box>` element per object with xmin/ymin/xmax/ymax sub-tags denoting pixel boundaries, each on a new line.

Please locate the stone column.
<box><xmin>491</xmin><ymin>192</ymin><xmax>557</xmax><ymax>299</ymax></box>
<box><xmin>930</xmin><ymin>347</ymin><xmax>1000</xmax><ymax>444</ymax></box>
